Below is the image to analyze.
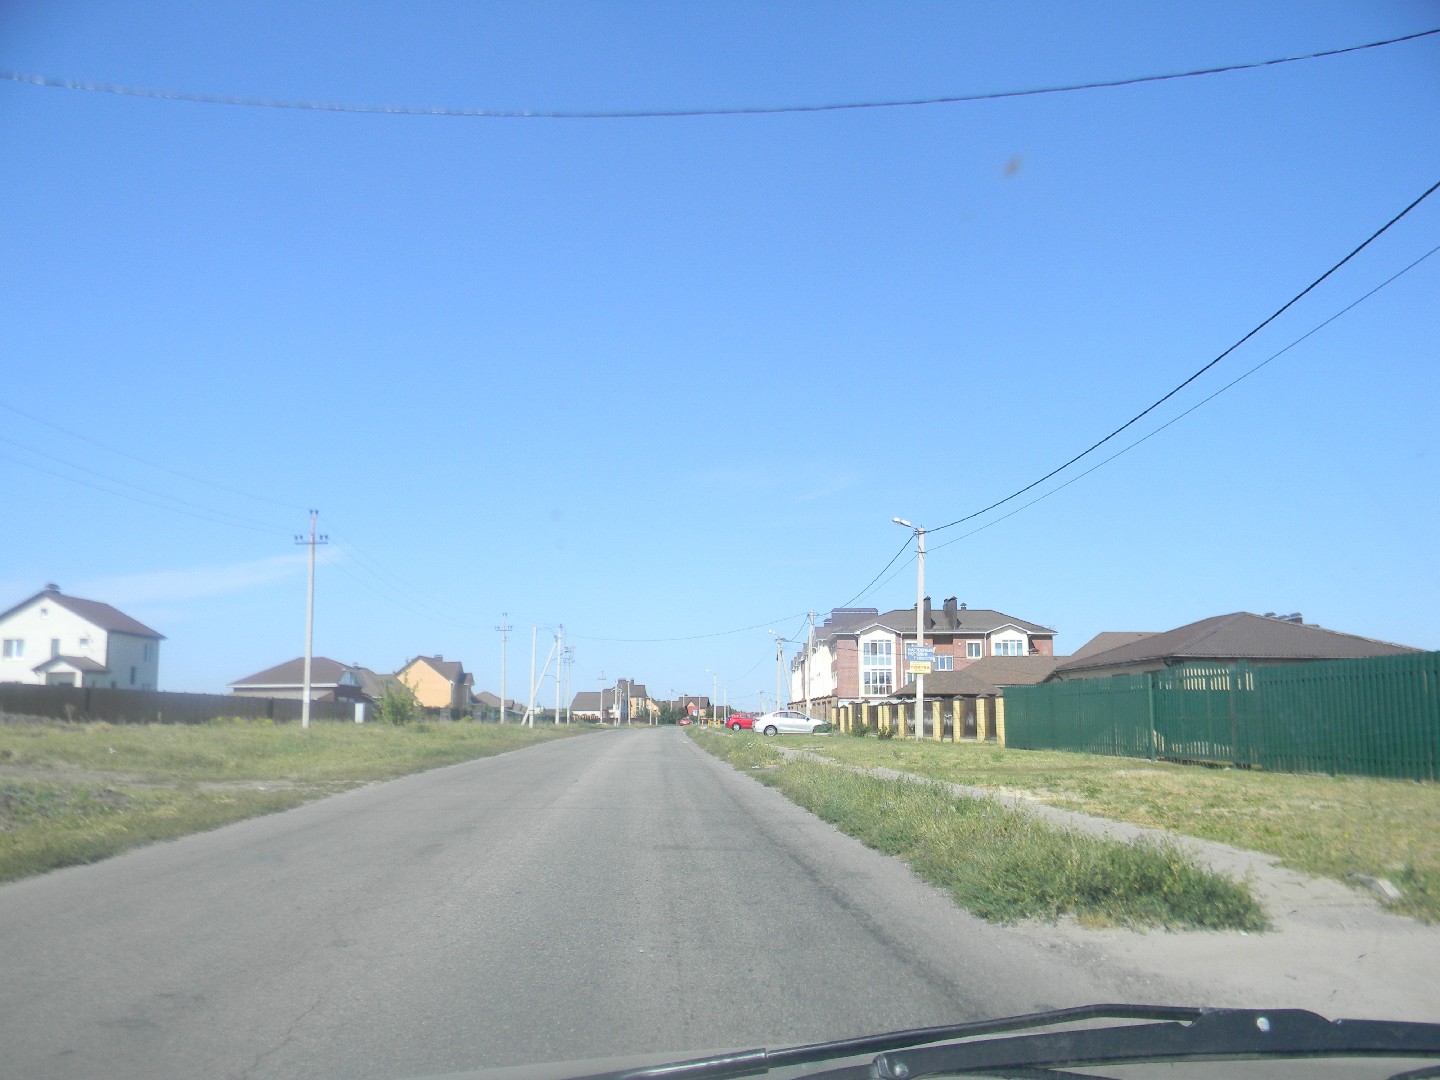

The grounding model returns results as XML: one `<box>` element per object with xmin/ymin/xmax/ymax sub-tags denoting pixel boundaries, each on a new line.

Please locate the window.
<box><xmin>143</xmin><ymin>644</ymin><xmax>152</xmax><ymax>660</ymax></box>
<box><xmin>861</xmin><ymin>638</ymin><xmax>894</xmax><ymax>697</ymax></box>
<box><xmin>993</xmin><ymin>638</ymin><xmax>1025</xmax><ymax>656</ymax></box>
<box><xmin>51</xmin><ymin>638</ymin><xmax>61</xmax><ymax>658</ymax></box>
<box><xmin>934</xmin><ymin>654</ymin><xmax>953</xmax><ymax>671</ymax></box>
<box><xmin>966</xmin><ymin>641</ymin><xmax>981</xmax><ymax>659</ymax></box>
<box><xmin>130</xmin><ymin>666</ymin><xmax>137</xmax><ymax>686</ymax></box>
<box><xmin>3</xmin><ymin>639</ymin><xmax>23</xmax><ymax>659</ymax></box>
<box><xmin>79</xmin><ymin>636</ymin><xmax>90</xmax><ymax>648</ymax></box>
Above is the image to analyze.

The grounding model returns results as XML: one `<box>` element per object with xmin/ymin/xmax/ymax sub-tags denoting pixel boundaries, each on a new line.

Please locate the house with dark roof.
<box><xmin>229</xmin><ymin>656</ymin><xmax>372</xmax><ymax>702</ymax></box>
<box><xmin>790</xmin><ymin>599</ymin><xmax>1057</xmax><ymax>711</ymax></box>
<box><xmin>472</xmin><ymin>690</ymin><xmax>523</xmax><ymax>720</ymax></box>
<box><xmin>397</xmin><ymin>654</ymin><xmax>473</xmax><ymax>717</ymax></box>
<box><xmin>1050</xmin><ymin>612</ymin><xmax>1421</xmax><ymax>681</ymax></box>
<box><xmin>0</xmin><ymin>585</ymin><xmax>164</xmax><ymax>690</ymax></box>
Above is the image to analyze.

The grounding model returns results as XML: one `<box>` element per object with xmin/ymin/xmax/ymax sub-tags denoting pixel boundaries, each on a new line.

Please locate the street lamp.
<box><xmin>705</xmin><ymin>668</ymin><xmax>719</xmax><ymax>726</ymax></box>
<box><xmin>893</xmin><ymin>517</ymin><xmax>926</xmax><ymax>741</ymax></box>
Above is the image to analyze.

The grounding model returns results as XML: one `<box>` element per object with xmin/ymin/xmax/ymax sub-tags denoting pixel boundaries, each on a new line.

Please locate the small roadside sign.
<box><xmin>906</xmin><ymin>644</ymin><xmax>934</xmax><ymax>674</ymax></box>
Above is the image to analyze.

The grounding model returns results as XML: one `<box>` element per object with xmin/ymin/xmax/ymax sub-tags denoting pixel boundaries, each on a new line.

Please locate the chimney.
<box><xmin>943</xmin><ymin>597</ymin><xmax>958</xmax><ymax>624</ymax></box>
<box><xmin>923</xmin><ymin>596</ymin><xmax>933</xmax><ymax>629</ymax></box>
<box><xmin>44</xmin><ymin>583</ymin><xmax>60</xmax><ymax>593</ymax></box>
<box><xmin>960</xmin><ymin>602</ymin><xmax>967</xmax><ymax>610</ymax></box>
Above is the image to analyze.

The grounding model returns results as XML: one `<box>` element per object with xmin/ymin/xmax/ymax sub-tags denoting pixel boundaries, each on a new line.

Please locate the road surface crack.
<box><xmin>235</xmin><ymin>994</ymin><xmax>325</xmax><ymax>1080</ymax></box>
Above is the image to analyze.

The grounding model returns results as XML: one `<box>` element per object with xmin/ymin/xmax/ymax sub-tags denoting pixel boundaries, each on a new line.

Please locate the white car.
<box><xmin>753</xmin><ymin>710</ymin><xmax>831</xmax><ymax>736</ymax></box>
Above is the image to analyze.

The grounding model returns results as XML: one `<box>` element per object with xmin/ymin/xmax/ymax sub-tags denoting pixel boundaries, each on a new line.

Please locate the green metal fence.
<box><xmin>1003</xmin><ymin>652</ymin><xmax>1440</xmax><ymax>780</ymax></box>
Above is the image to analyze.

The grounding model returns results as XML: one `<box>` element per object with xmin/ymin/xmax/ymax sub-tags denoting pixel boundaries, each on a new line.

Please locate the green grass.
<box><xmin>691</xmin><ymin>729</ymin><xmax>1265</xmax><ymax>930</ymax></box>
<box><xmin>783</xmin><ymin>734</ymin><xmax>1440</xmax><ymax>922</ymax></box>
<box><xmin>0</xmin><ymin>718</ymin><xmax>593</xmax><ymax>881</ymax></box>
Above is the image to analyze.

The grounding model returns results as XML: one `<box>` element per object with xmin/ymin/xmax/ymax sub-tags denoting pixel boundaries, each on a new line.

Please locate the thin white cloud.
<box><xmin>73</xmin><ymin>553</ymin><xmax>312</xmax><ymax>607</ymax></box>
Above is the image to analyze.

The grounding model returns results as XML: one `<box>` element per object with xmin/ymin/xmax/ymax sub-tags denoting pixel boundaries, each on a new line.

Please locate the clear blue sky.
<box><xmin>3</xmin><ymin>1</ymin><xmax>1437</xmax><ymax>703</ymax></box>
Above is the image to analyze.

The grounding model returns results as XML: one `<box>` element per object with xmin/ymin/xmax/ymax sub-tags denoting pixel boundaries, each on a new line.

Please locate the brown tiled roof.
<box><xmin>894</xmin><ymin>669</ymin><xmax>1002</xmax><ymax>697</ymax></box>
<box><xmin>895</xmin><ymin>656</ymin><xmax>1067</xmax><ymax>697</ymax></box>
<box><xmin>404</xmin><ymin>655</ymin><xmax>466</xmax><ymax>682</ymax></box>
<box><xmin>0</xmin><ymin>588</ymin><xmax>164</xmax><ymax>639</ymax></box>
<box><xmin>1069</xmin><ymin>632</ymin><xmax>1156</xmax><ymax>661</ymax></box>
<box><xmin>1053</xmin><ymin>613</ymin><xmax>1421</xmax><ymax>675</ymax></box>
<box><xmin>963</xmin><ymin>655</ymin><xmax>1066</xmax><ymax>685</ymax></box>
<box><xmin>230</xmin><ymin>657</ymin><xmax>349</xmax><ymax>688</ymax></box>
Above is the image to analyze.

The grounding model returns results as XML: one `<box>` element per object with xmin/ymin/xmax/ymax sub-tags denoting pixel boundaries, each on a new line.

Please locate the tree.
<box><xmin>378</xmin><ymin>682</ymin><xmax>419</xmax><ymax>726</ymax></box>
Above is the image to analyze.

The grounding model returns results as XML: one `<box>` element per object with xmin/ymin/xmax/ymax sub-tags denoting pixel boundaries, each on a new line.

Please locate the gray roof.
<box><xmin>351</xmin><ymin>667</ymin><xmax>400</xmax><ymax>701</ymax></box>
<box><xmin>1053</xmin><ymin>613</ymin><xmax>1422</xmax><ymax>675</ymax></box>
<box><xmin>0</xmin><ymin>588</ymin><xmax>164</xmax><ymax>639</ymax></box>
<box><xmin>473</xmin><ymin>691</ymin><xmax>522</xmax><ymax>710</ymax></box>
<box><xmin>826</xmin><ymin>606</ymin><xmax>1055</xmax><ymax>640</ymax></box>
<box><xmin>571</xmin><ymin>690</ymin><xmax>621</xmax><ymax>711</ymax></box>
<box><xmin>32</xmin><ymin>654</ymin><xmax>108</xmax><ymax>673</ymax></box>
<box><xmin>231</xmin><ymin>656</ymin><xmax>349</xmax><ymax>688</ymax></box>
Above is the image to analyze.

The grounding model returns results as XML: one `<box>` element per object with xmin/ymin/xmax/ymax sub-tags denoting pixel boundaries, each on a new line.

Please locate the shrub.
<box><xmin>378</xmin><ymin>683</ymin><xmax>419</xmax><ymax>726</ymax></box>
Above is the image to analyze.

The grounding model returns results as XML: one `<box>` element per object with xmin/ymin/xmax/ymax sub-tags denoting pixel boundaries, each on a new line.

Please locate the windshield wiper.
<box><xmin>564</xmin><ymin>1006</ymin><xmax>1440</xmax><ymax>1080</ymax></box>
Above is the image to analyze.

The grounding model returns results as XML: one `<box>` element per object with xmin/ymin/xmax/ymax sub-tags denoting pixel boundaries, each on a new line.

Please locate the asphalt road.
<box><xmin>0</xmin><ymin>728</ymin><xmax>1155</xmax><ymax>1080</ymax></box>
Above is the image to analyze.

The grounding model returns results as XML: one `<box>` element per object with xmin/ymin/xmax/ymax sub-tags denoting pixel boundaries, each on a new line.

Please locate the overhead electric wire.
<box><xmin>0</xmin><ymin>399</ymin><xmax>306</xmax><ymax>512</ymax></box>
<box><xmin>3</xmin><ymin>27</ymin><xmax>1434</xmax><ymax>119</ymax></box>
<box><xmin>0</xmin><ymin>446</ymin><xmax>290</xmax><ymax>536</ymax></box>
<box><xmin>928</xmin><ymin>241</ymin><xmax>1440</xmax><ymax>556</ymax></box>
<box><xmin>928</xmin><ymin>175</ymin><xmax>1440</xmax><ymax>537</ymax></box>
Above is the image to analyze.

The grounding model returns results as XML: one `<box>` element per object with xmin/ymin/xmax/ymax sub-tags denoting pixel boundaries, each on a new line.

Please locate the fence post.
<box><xmin>932</xmin><ymin>700</ymin><xmax>942</xmax><ymax>742</ymax></box>
<box><xmin>976</xmin><ymin>697</ymin><xmax>989</xmax><ymax>742</ymax></box>
<box><xmin>995</xmin><ymin>696</ymin><xmax>1006</xmax><ymax>746</ymax></box>
<box><xmin>1147</xmin><ymin>674</ymin><xmax>1157</xmax><ymax>761</ymax></box>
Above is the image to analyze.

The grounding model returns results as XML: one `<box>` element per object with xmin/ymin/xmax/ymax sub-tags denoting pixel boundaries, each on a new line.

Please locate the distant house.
<box><xmin>473</xmin><ymin>690</ymin><xmax>522</xmax><ymax>720</ymax></box>
<box><xmin>570</xmin><ymin>689</ymin><xmax>614</xmax><ymax>721</ymax></box>
<box><xmin>229</xmin><ymin>657</ymin><xmax>369</xmax><ymax>702</ymax></box>
<box><xmin>571</xmin><ymin>679</ymin><xmax>659</xmax><ymax>722</ymax></box>
<box><xmin>397</xmin><ymin>655</ymin><xmax>473</xmax><ymax>717</ymax></box>
<box><xmin>792</xmin><ymin>599</ymin><xmax>1057</xmax><ymax>711</ymax></box>
<box><xmin>0</xmin><ymin>585</ymin><xmax>163</xmax><ymax>690</ymax></box>
<box><xmin>1050</xmin><ymin>612</ymin><xmax>1422</xmax><ymax>681</ymax></box>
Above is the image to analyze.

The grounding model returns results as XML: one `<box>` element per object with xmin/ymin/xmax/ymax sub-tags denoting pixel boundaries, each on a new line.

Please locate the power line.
<box><xmin>3</xmin><ymin>27</ymin><xmax>1433</xmax><ymax>120</ymax></box>
<box><xmin>928</xmin><ymin>175</ymin><xmax>1440</xmax><ymax>536</ymax></box>
<box><xmin>0</xmin><ymin>443</ymin><xmax>290</xmax><ymax>536</ymax></box>
<box><xmin>0</xmin><ymin>399</ymin><xmax>306</xmax><ymax>511</ymax></box>
<box><xmin>928</xmin><ymin>241</ymin><xmax>1440</xmax><ymax>555</ymax></box>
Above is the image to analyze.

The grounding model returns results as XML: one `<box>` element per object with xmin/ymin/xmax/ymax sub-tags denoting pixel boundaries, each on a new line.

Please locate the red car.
<box><xmin>726</xmin><ymin>713</ymin><xmax>756</xmax><ymax>731</ymax></box>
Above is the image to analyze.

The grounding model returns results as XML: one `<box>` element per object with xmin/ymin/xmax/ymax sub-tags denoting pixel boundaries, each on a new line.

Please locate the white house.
<box><xmin>0</xmin><ymin>585</ymin><xmax>163</xmax><ymax>690</ymax></box>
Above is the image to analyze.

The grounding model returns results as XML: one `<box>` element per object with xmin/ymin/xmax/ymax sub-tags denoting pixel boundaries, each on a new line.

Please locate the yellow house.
<box><xmin>397</xmin><ymin>654</ymin><xmax>472</xmax><ymax>718</ymax></box>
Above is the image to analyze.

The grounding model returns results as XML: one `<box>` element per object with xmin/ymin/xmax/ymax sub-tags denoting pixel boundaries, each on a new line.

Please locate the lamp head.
<box><xmin>892</xmin><ymin>517</ymin><xmax>912</xmax><ymax>528</ymax></box>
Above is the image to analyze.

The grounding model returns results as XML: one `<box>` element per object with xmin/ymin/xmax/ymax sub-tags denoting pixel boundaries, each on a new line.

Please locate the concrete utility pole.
<box><xmin>527</xmin><ymin>626</ymin><xmax>537</xmax><ymax>727</ymax></box>
<box><xmin>552</xmin><ymin>626</ymin><xmax>563</xmax><ymax>724</ymax></box>
<box><xmin>294</xmin><ymin>510</ymin><xmax>328</xmax><ymax>730</ymax></box>
<box><xmin>893</xmin><ymin>518</ymin><xmax>926</xmax><ymax>741</ymax></box>
<box><xmin>805</xmin><ymin>610</ymin><xmax>816</xmax><ymax>718</ymax></box>
<box><xmin>563</xmin><ymin>646</ymin><xmax>575</xmax><ymax>723</ymax></box>
<box><xmin>706</xmin><ymin>669</ymin><xmax>718</xmax><ymax>725</ymax></box>
<box><xmin>495</xmin><ymin>614</ymin><xmax>511</xmax><ymax>723</ymax></box>
<box><xmin>598</xmin><ymin>671</ymin><xmax>606</xmax><ymax>724</ymax></box>
<box><xmin>771</xmin><ymin>633</ymin><xmax>785</xmax><ymax>711</ymax></box>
